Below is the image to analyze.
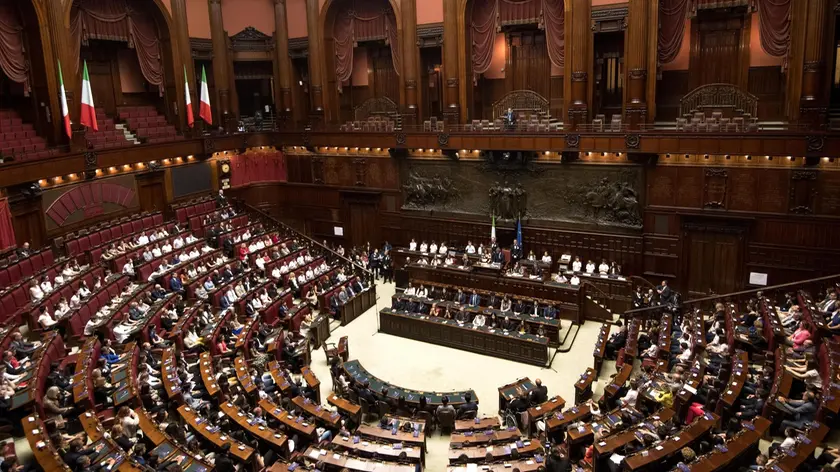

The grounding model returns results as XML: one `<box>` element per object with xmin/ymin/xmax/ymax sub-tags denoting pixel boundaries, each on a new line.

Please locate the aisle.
<box><xmin>309</xmin><ymin>281</ymin><xmax>606</xmax><ymax>471</ymax></box>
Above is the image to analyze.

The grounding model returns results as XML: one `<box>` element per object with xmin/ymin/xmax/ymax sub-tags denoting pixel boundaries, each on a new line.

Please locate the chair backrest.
<box><xmin>438</xmin><ymin>409</ymin><xmax>456</xmax><ymax>428</ymax></box>
<box><xmin>377</xmin><ymin>400</ymin><xmax>390</xmax><ymax>417</ymax></box>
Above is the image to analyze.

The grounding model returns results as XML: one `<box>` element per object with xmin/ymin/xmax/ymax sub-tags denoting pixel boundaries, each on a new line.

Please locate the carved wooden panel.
<box><xmin>756</xmin><ymin>169</ymin><xmax>788</xmax><ymax>214</ymax></box>
<box><xmin>646</xmin><ymin>167</ymin><xmax>677</xmax><ymax>207</ymax></box>
<box><xmin>703</xmin><ymin>168</ymin><xmax>728</xmax><ymax>209</ymax></box>
<box><xmin>789</xmin><ymin>170</ymin><xmax>818</xmax><ymax>215</ymax></box>
<box><xmin>817</xmin><ymin>171</ymin><xmax>840</xmax><ymax>216</ymax></box>
<box><xmin>674</xmin><ymin>167</ymin><xmax>704</xmax><ymax>208</ymax></box>
<box><xmin>728</xmin><ymin>167</ymin><xmax>758</xmax><ymax>212</ymax></box>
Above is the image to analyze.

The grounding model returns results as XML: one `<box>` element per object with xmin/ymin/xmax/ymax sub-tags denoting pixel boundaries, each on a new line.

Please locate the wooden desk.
<box><xmin>622</xmin><ymin>412</ymin><xmax>719</xmax><ymax>471</ymax></box>
<box><xmin>527</xmin><ymin>396</ymin><xmax>566</xmax><ymax>424</ymax></box>
<box><xmin>688</xmin><ymin>417</ymin><xmax>770</xmax><ymax>472</ymax></box>
<box><xmin>593</xmin><ymin>323</ymin><xmax>611</xmax><ymax>375</ymax></box>
<box><xmin>406</xmin><ymin>264</ymin><xmax>583</xmax><ymax>323</ymax></box>
<box><xmin>259</xmin><ymin>398</ymin><xmax>316</xmax><ymax>438</ymax></box>
<box><xmin>450</xmin><ymin>427</ymin><xmax>522</xmax><ymax>446</ymax></box>
<box><xmin>624</xmin><ymin>319</ymin><xmax>641</xmax><ymax>358</ymax></box>
<box><xmin>602</xmin><ymin>363</ymin><xmax>633</xmax><ymax>403</ymax></box>
<box><xmin>161</xmin><ymin>348</ymin><xmax>181</xmax><ymax>399</ymax></box>
<box><xmin>498</xmin><ymin>378</ymin><xmax>535</xmax><ymax>414</ymax></box>
<box><xmin>79</xmin><ymin>411</ymin><xmax>146</xmax><ymax>472</ymax></box>
<box><xmin>380</xmin><ymin>308</ymin><xmax>549</xmax><ymax>366</ymax></box>
<box><xmin>455</xmin><ymin>417</ymin><xmax>501</xmax><ymax>431</ymax></box>
<box><xmin>327</xmin><ymin>393</ymin><xmax>362</xmax><ymax>424</ymax></box>
<box><xmin>773</xmin><ymin>422</ymin><xmax>829</xmax><ymax>472</ymax></box>
<box><xmin>575</xmin><ymin>368</ymin><xmax>597</xmax><ymax>404</ymax></box>
<box><xmin>301</xmin><ymin>365</ymin><xmax>321</xmax><ymax>402</ymax></box>
<box><xmin>593</xmin><ymin>409</ymin><xmax>676</xmax><ymax>461</ymax></box>
<box><xmin>546</xmin><ymin>404</ymin><xmax>591</xmax><ymax>433</ymax></box>
<box><xmin>23</xmin><ymin>415</ymin><xmax>73</xmax><ymax>472</ymax></box>
<box><xmin>292</xmin><ymin>396</ymin><xmax>342</xmax><ymax>427</ymax></box>
<box><xmin>333</xmin><ymin>434</ymin><xmax>423</xmax><ymax>462</ymax></box>
<box><xmin>447</xmin><ymin>438</ymin><xmax>542</xmax><ymax>462</ymax></box>
<box><xmin>343</xmin><ymin>359</ymin><xmax>478</xmax><ymax>407</ymax></box>
<box><xmin>340</xmin><ymin>285</ymin><xmax>377</xmax><ymax>326</ymax></box>
<box><xmin>446</xmin><ymin>460</ymin><xmax>542</xmax><ymax>472</ymax></box>
<box><xmin>136</xmin><ymin>404</ymin><xmax>212</xmax><ymax>472</ymax></box>
<box><xmin>198</xmin><ymin>352</ymin><xmax>221</xmax><ymax>397</ymax></box>
<box><xmin>218</xmin><ymin>401</ymin><xmax>288</xmax><ymax>449</ymax></box>
<box><xmin>356</xmin><ymin>424</ymin><xmax>426</xmax><ymax>446</ymax></box>
<box><xmin>302</xmin><ymin>446</ymin><xmax>416</xmax><ymax>471</ymax></box>
<box><xmin>177</xmin><ymin>405</ymin><xmax>254</xmax><ymax>461</ymax></box>
<box><xmin>718</xmin><ymin>351</ymin><xmax>749</xmax><ymax>411</ymax></box>
<box><xmin>234</xmin><ymin>356</ymin><xmax>255</xmax><ymax>394</ymax></box>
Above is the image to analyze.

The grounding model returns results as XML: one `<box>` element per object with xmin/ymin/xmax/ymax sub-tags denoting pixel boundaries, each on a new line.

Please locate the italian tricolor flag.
<box><xmin>184</xmin><ymin>66</ymin><xmax>194</xmax><ymax>127</ymax></box>
<box><xmin>58</xmin><ymin>60</ymin><xmax>71</xmax><ymax>138</ymax></box>
<box><xmin>199</xmin><ymin>66</ymin><xmax>212</xmax><ymax>125</ymax></box>
<box><xmin>80</xmin><ymin>60</ymin><xmax>98</xmax><ymax>131</ymax></box>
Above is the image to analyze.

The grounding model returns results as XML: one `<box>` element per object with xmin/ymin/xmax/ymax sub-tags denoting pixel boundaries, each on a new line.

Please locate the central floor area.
<box><xmin>309</xmin><ymin>281</ymin><xmax>606</xmax><ymax>471</ymax></box>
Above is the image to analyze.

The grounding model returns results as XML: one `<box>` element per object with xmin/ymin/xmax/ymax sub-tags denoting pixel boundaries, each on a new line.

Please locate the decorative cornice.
<box><xmin>591</xmin><ymin>5</ymin><xmax>628</xmax><ymax>21</ymax></box>
<box><xmin>230</xmin><ymin>26</ymin><xmax>274</xmax><ymax>52</ymax></box>
<box><xmin>288</xmin><ymin>37</ymin><xmax>309</xmax><ymax>58</ymax></box>
<box><xmin>190</xmin><ymin>37</ymin><xmax>213</xmax><ymax>59</ymax></box>
<box><xmin>417</xmin><ymin>23</ymin><xmax>444</xmax><ymax>48</ymax></box>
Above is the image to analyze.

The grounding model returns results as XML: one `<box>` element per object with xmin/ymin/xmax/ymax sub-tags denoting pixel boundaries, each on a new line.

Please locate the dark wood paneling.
<box><xmin>137</xmin><ymin>171</ymin><xmax>167</xmax><ymax>213</ymax></box>
<box><xmin>747</xmin><ymin>66</ymin><xmax>785</xmax><ymax>121</ymax></box>
<box><xmin>654</xmin><ymin>70</ymin><xmax>689</xmax><ymax>121</ymax></box>
<box><xmin>10</xmin><ymin>196</ymin><xmax>45</xmax><ymax>249</ymax></box>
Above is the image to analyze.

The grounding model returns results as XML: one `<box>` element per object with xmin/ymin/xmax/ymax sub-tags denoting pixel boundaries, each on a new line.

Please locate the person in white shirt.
<box><xmin>416</xmin><ymin>285</ymin><xmax>428</xmax><ymax>298</ymax></box>
<box><xmin>178</xmin><ymin>252</ymin><xmax>189</xmax><ymax>263</ymax></box>
<box><xmin>404</xmin><ymin>283</ymin><xmax>416</xmax><ymax>297</ymax></box>
<box><xmin>186</xmin><ymin>234</ymin><xmax>198</xmax><ymax>244</ymax></box>
<box><xmin>570</xmin><ymin>275</ymin><xmax>580</xmax><ymax>285</ymax></box>
<box><xmin>429</xmin><ymin>241</ymin><xmax>438</xmax><ymax>254</ymax></box>
<box><xmin>137</xmin><ymin>233</ymin><xmax>149</xmax><ymax>246</ymax></box>
<box><xmin>248</xmin><ymin>242</ymin><xmax>258</xmax><ymax>253</ymax></box>
<box><xmin>419</xmin><ymin>241</ymin><xmax>428</xmax><ymax>253</ymax></box>
<box><xmin>29</xmin><ymin>282</ymin><xmax>45</xmax><ymax>302</ymax></box>
<box><xmin>189</xmin><ymin>248</ymin><xmax>200</xmax><ymax>259</ymax></box>
<box><xmin>259</xmin><ymin>291</ymin><xmax>271</xmax><ymax>305</ymax></box>
<box><xmin>40</xmin><ymin>277</ymin><xmax>53</xmax><ymax>294</ymax></box>
<box><xmin>142</xmin><ymin>249</ymin><xmax>154</xmax><ymax>262</ymax></box>
<box><xmin>62</xmin><ymin>265</ymin><xmax>74</xmax><ymax>277</ymax></box>
<box><xmin>337</xmin><ymin>270</ymin><xmax>347</xmax><ymax>283</ymax></box>
<box><xmin>677</xmin><ymin>342</ymin><xmax>692</xmax><ymax>362</ymax></box>
<box><xmin>271</xmin><ymin>267</ymin><xmax>282</xmax><ymax>279</ymax></box>
<box><xmin>172</xmin><ymin>237</ymin><xmax>184</xmax><ymax>249</ymax></box>
<box><xmin>251</xmin><ymin>297</ymin><xmax>263</xmax><ymax>310</ymax></box>
<box><xmin>38</xmin><ymin>307</ymin><xmax>57</xmax><ymax>329</ymax></box>
<box><xmin>304</xmin><ymin>253</ymin><xmax>313</xmax><ymax>263</ymax></box>
<box><xmin>439</xmin><ymin>243</ymin><xmax>448</xmax><ymax>255</ymax></box>
<box><xmin>225</xmin><ymin>287</ymin><xmax>237</xmax><ymax>302</ymax></box>
<box><xmin>187</xmin><ymin>266</ymin><xmax>198</xmax><ymax>279</ymax></box>
<box><xmin>123</xmin><ymin>260</ymin><xmax>135</xmax><ymax>276</ymax></box>
<box><xmin>465</xmin><ymin>241</ymin><xmax>475</xmax><ymax>254</ymax></box>
<box><xmin>69</xmin><ymin>292</ymin><xmax>81</xmax><ymax>308</ymax></box>
<box><xmin>242</xmin><ymin>230</ymin><xmax>251</xmax><ymax>240</ymax></box>
<box><xmin>280</xmin><ymin>262</ymin><xmax>289</xmax><ymax>274</ymax></box>
<box><xmin>409</xmin><ymin>239</ymin><xmax>417</xmax><ymax>251</ymax></box>
<box><xmin>554</xmin><ymin>273</ymin><xmax>568</xmax><ymax>284</ymax></box>
<box><xmin>473</xmin><ymin>313</ymin><xmax>486</xmax><ymax>327</ymax></box>
<box><xmin>619</xmin><ymin>379</ymin><xmax>640</xmax><ymax>407</ymax></box>
<box><xmin>255</xmin><ymin>257</ymin><xmax>266</xmax><ymax>271</ymax></box>
<box><xmin>572</xmin><ymin>256</ymin><xmax>582</xmax><ymax>272</ymax></box>
<box><xmin>305</xmin><ymin>267</ymin><xmax>314</xmax><ymax>280</ymax></box>
<box><xmin>541</xmin><ymin>251</ymin><xmax>552</xmax><ymax>264</ymax></box>
<box><xmin>162</xmin><ymin>242</ymin><xmax>173</xmax><ymax>254</ymax></box>
<box><xmin>598</xmin><ymin>259</ymin><xmax>609</xmax><ymax>274</ymax></box>
<box><xmin>151</xmin><ymin>245</ymin><xmax>162</xmax><ymax>258</ymax></box>
<box><xmin>585</xmin><ymin>260</ymin><xmax>596</xmax><ymax>274</ymax></box>
<box><xmin>55</xmin><ymin>299</ymin><xmax>70</xmax><ymax>318</ymax></box>
<box><xmin>78</xmin><ymin>282</ymin><xmax>91</xmax><ymax>299</ymax></box>
<box><xmin>54</xmin><ymin>273</ymin><xmax>65</xmax><ymax>285</ymax></box>
<box><xmin>296</xmin><ymin>255</ymin><xmax>305</xmax><ymax>267</ymax></box>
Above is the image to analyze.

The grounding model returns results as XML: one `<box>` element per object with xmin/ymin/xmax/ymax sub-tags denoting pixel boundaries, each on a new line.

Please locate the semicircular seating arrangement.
<box><xmin>4</xmin><ymin>194</ymin><xmax>839</xmax><ymax>472</ymax></box>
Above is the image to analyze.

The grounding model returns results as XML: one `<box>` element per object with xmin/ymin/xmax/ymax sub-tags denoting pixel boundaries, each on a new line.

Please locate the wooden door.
<box><xmin>683</xmin><ymin>222</ymin><xmax>745</xmax><ymax>297</ymax></box>
<box><xmin>136</xmin><ymin>172</ymin><xmax>167</xmax><ymax>213</ymax></box>
<box><xmin>341</xmin><ymin>192</ymin><xmax>381</xmax><ymax>248</ymax></box>
<box><xmin>87</xmin><ymin>60</ymin><xmax>117</xmax><ymax>115</ymax></box>
<box><xmin>689</xmin><ymin>10</ymin><xmax>748</xmax><ymax>90</ymax></box>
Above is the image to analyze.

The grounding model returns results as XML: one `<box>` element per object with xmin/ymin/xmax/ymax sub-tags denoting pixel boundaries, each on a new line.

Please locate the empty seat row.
<box><xmin>174</xmin><ymin>199</ymin><xmax>216</xmax><ymax>224</ymax></box>
<box><xmin>65</xmin><ymin>213</ymin><xmax>163</xmax><ymax>258</ymax></box>
<box><xmin>0</xmin><ymin>249</ymin><xmax>55</xmax><ymax>288</ymax></box>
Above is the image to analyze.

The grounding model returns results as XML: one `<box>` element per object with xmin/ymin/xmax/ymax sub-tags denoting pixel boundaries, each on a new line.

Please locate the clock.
<box><xmin>221</xmin><ymin>163</ymin><xmax>230</xmax><ymax>173</ymax></box>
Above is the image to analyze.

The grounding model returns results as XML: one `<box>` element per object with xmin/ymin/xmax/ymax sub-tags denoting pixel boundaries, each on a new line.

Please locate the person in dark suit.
<box><xmin>455</xmin><ymin>289</ymin><xmax>466</xmax><ymax>305</ymax></box>
<box><xmin>488</xmin><ymin>293</ymin><xmax>499</xmax><ymax>309</ymax></box>
<box><xmin>503</xmin><ymin>107</ymin><xmax>516</xmax><ymax>130</ymax></box>
<box><xmin>657</xmin><ymin>280</ymin><xmax>673</xmax><ymax>305</ymax></box>
<box><xmin>491</xmin><ymin>247</ymin><xmax>505</xmax><ymax>264</ymax></box>
<box><xmin>778</xmin><ymin>392</ymin><xmax>817</xmax><ymax>430</ymax></box>
<box><xmin>169</xmin><ymin>274</ymin><xmax>184</xmax><ymax>294</ymax></box>
<box><xmin>510</xmin><ymin>240</ymin><xmax>523</xmax><ymax>263</ymax></box>
<box><xmin>529</xmin><ymin>378</ymin><xmax>548</xmax><ymax>405</ymax></box>
<box><xmin>457</xmin><ymin>393</ymin><xmax>478</xmax><ymax>418</ymax></box>
<box><xmin>502</xmin><ymin>316</ymin><xmax>519</xmax><ymax>331</ymax></box>
<box><xmin>543</xmin><ymin>304</ymin><xmax>558</xmax><ymax>319</ymax></box>
<box><xmin>221</xmin><ymin>266</ymin><xmax>234</xmax><ymax>281</ymax></box>
<box><xmin>469</xmin><ymin>290</ymin><xmax>481</xmax><ymax>307</ymax></box>
<box><xmin>150</xmin><ymin>285</ymin><xmax>167</xmax><ymax>301</ymax></box>
<box><xmin>222</xmin><ymin>238</ymin><xmax>234</xmax><ymax>258</ymax></box>
<box><xmin>512</xmin><ymin>299</ymin><xmax>524</xmax><ymax>314</ymax></box>
<box><xmin>605</xmin><ymin>321</ymin><xmax>628</xmax><ymax>359</ymax></box>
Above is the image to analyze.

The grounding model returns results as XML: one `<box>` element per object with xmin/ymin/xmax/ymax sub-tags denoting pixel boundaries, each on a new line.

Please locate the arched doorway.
<box><xmin>320</xmin><ymin>0</ymin><xmax>402</xmax><ymax>125</ymax></box>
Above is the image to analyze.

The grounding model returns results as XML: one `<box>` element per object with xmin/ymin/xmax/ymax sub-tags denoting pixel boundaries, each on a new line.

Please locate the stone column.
<box><xmin>306</xmin><ymin>0</ymin><xmax>325</xmax><ymax>124</ymax></box>
<box><xmin>401</xmin><ymin>0</ymin><xmax>419</xmax><ymax>126</ymax></box>
<box><xmin>274</xmin><ymin>0</ymin><xmax>293</xmax><ymax>121</ymax></box>
<box><xmin>209</xmin><ymin>0</ymin><xmax>232</xmax><ymax>131</ymax></box>
<box><xmin>565</xmin><ymin>0</ymin><xmax>591</xmax><ymax>130</ymax></box>
<box><xmin>442</xmin><ymin>0</ymin><xmax>460</xmax><ymax>124</ymax></box>
<box><xmin>624</xmin><ymin>0</ymin><xmax>650</xmax><ymax>129</ymax></box>
<box><xmin>799</xmin><ymin>0</ymin><xmax>830</xmax><ymax>125</ymax></box>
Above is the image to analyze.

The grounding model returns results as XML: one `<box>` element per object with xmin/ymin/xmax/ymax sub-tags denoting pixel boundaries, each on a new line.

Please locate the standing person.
<box><xmin>381</xmin><ymin>250</ymin><xmax>393</xmax><ymax>283</ymax></box>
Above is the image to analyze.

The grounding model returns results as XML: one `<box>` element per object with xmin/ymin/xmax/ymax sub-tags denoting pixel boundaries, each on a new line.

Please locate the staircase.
<box><xmin>0</xmin><ymin>109</ymin><xmax>55</xmax><ymax>162</ymax></box>
<box><xmin>117</xmin><ymin>105</ymin><xmax>184</xmax><ymax>144</ymax></box>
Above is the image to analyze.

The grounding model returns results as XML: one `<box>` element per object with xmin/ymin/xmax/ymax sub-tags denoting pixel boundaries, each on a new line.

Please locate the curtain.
<box><xmin>332</xmin><ymin>0</ymin><xmax>400</xmax><ymax>91</ymax></box>
<box><xmin>470</xmin><ymin>0</ymin><xmax>564</xmax><ymax>82</ymax></box>
<box><xmin>658</xmin><ymin>0</ymin><xmax>692</xmax><ymax>65</ymax></box>
<box><xmin>230</xmin><ymin>151</ymin><xmax>288</xmax><ymax>188</ymax></box>
<box><xmin>754</xmin><ymin>0</ymin><xmax>791</xmax><ymax>58</ymax></box>
<box><xmin>0</xmin><ymin>198</ymin><xmax>14</xmax><ymax>251</ymax></box>
<box><xmin>69</xmin><ymin>0</ymin><xmax>164</xmax><ymax>94</ymax></box>
<box><xmin>470</xmin><ymin>0</ymin><xmax>498</xmax><ymax>82</ymax></box>
<box><xmin>542</xmin><ymin>0</ymin><xmax>564</xmax><ymax>68</ymax></box>
<box><xmin>0</xmin><ymin>1</ymin><xmax>30</xmax><ymax>96</ymax></box>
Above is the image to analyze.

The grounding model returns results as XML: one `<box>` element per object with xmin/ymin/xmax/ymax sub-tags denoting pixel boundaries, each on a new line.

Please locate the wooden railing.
<box><xmin>680</xmin><ymin>83</ymin><xmax>758</xmax><ymax>118</ymax></box>
<box><xmin>354</xmin><ymin>97</ymin><xmax>399</xmax><ymax>122</ymax></box>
